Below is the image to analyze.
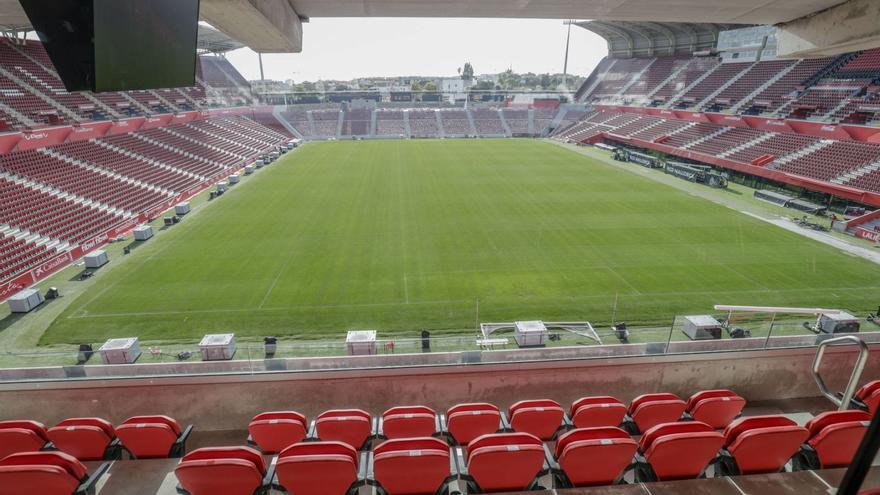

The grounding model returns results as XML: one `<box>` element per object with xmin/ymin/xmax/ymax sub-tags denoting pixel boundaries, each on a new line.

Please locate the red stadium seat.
<box><xmin>248</xmin><ymin>411</ymin><xmax>308</xmax><ymax>454</ymax></box>
<box><xmin>716</xmin><ymin>416</ymin><xmax>808</xmax><ymax>475</ymax></box>
<box><xmin>0</xmin><ymin>451</ymin><xmax>107</xmax><ymax>495</ymax></box>
<box><xmin>635</xmin><ymin>421</ymin><xmax>724</xmax><ymax>481</ymax></box>
<box><xmin>569</xmin><ymin>396</ymin><xmax>627</xmax><ymax>429</ymax></box>
<box><xmin>315</xmin><ymin>409</ymin><xmax>373</xmax><ymax>450</ymax></box>
<box><xmin>552</xmin><ymin>427</ymin><xmax>637</xmax><ymax>487</ymax></box>
<box><xmin>445</xmin><ymin>403</ymin><xmax>502</xmax><ymax>445</ymax></box>
<box><xmin>626</xmin><ymin>393</ymin><xmax>687</xmax><ymax>434</ymax></box>
<box><xmin>276</xmin><ymin>442</ymin><xmax>362</xmax><ymax>495</ymax></box>
<box><xmin>47</xmin><ymin>418</ymin><xmax>119</xmax><ymax>461</ymax></box>
<box><xmin>685</xmin><ymin>390</ymin><xmax>745</xmax><ymax>428</ymax></box>
<box><xmin>175</xmin><ymin>446</ymin><xmax>270</xmax><ymax>495</ymax></box>
<box><xmin>853</xmin><ymin>380</ymin><xmax>880</xmax><ymax>414</ymax></box>
<box><xmin>381</xmin><ymin>406</ymin><xmax>438</xmax><ymax>440</ymax></box>
<box><xmin>115</xmin><ymin>415</ymin><xmax>192</xmax><ymax>459</ymax></box>
<box><xmin>794</xmin><ymin>410</ymin><xmax>871</xmax><ymax>469</ymax></box>
<box><xmin>0</xmin><ymin>420</ymin><xmax>49</xmax><ymax>459</ymax></box>
<box><xmin>463</xmin><ymin>432</ymin><xmax>546</xmax><ymax>493</ymax></box>
<box><xmin>508</xmin><ymin>399</ymin><xmax>565</xmax><ymax>440</ymax></box>
<box><xmin>372</xmin><ymin>437</ymin><xmax>452</xmax><ymax>495</ymax></box>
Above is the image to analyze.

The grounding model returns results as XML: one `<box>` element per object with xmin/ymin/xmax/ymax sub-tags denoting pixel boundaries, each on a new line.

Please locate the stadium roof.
<box><xmin>197</xmin><ymin>24</ymin><xmax>245</xmax><ymax>54</ymax></box>
<box><xmin>0</xmin><ymin>0</ymin><xmax>876</xmax><ymax>58</ymax></box>
<box><xmin>576</xmin><ymin>21</ymin><xmax>743</xmax><ymax>58</ymax></box>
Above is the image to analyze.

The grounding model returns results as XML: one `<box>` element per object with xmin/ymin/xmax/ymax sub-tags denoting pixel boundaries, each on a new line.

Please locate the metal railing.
<box><xmin>811</xmin><ymin>335</ymin><xmax>870</xmax><ymax>410</ymax></box>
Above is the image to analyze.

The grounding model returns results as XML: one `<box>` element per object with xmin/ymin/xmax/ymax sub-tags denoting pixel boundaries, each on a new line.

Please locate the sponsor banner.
<box><xmin>141</xmin><ymin>114</ymin><xmax>174</xmax><ymax>130</ymax></box>
<box><xmin>742</xmin><ymin>116</ymin><xmax>793</xmax><ymax>133</ymax></box>
<box><xmin>0</xmin><ymin>132</ymin><xmax>21</xmax><ymax>153</ymax></box>
<box><xmin>169</xmin><ymin>112</ymin><xmax>198</xmax><ymax>124</ymax></box>
<box><xmin>673</xmin><ymin>111</ymin><xmax>710</xmax><ymax>123</ymax></box>
<box><xmin>0</xmin><ymin>274</ymin><xmax>34</xmax><ymax>301</ymax></box>
<box><xmin>16</xmin><ymin>126</ymin><xmax>73</xmax><ymax>151</ymax></box>
<box><xmin>67</xmin><ymin>121</ymin><xmax>114</xmax><ymax>142</ymax></box>
<box><xmin>705</xmin><ymin>113</ymin><xmax>749</xmax><ymax>128</ymax></box>
<box><xmin>786</xmin><ymin>120</ymin><xmax>852</xmax><ymax>141</ymax></box>
<box><xmin>30</xmin><ymin>251</ymin><xmax>73</xmax><ymax>280</ymax></box>
<box><xmin>108</xmin><ymin>117</ymin><xmax>146</xmax><ymax>135</ymax></box>
<box><xmin>855</xmin><ymin>227</ymin><xmax>880</xmax><ymax>242</ymax></box>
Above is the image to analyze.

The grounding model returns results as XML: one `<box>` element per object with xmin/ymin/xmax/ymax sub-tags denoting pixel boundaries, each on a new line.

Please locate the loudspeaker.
<box><xmin>19</xmin><ymin>0</ymin><xmax>200</xmax><ymax>92</ymax></box>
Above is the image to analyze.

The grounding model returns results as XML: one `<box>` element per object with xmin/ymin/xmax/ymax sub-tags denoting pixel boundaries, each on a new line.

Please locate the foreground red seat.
<box><xmin>175</xmin><ymin>446</ymin><xmax>271</xmax><ymax>495</ymax></box>
<box><xmin>445</xmin><ymin>403</ymin><xmax>502</xmax><ymax>445</ymax></box>
<box><xmin>852</xmin><ymin>380</ymin><xmax>880</xmax><ymax>415</ymax></box>
<box><xmin>0</xmin><ymin>420</ymin><xmax>50</xmax><ymax>459</ymax></box>
<box><xmin>715</xmin><ymin>416</ymin><xmax>808</xmax><ymax>475</ymax></box>
<box><xmin>461</xmin><ymin>432</ymin><xmax>546</xmax><ymax>493</ymax></box>
<box><xmin>551</xmin><ymin>427</ymin><xmax>637</xmax><ymax>487</ymax></box>
<box><xmin>0</xmin><ymin>451</ymin><xmax>109</xmax><ymax>495</ymax></box>
<box><xmin>634</xmin><ymin>421</ymin><xmax>724</xmax><ymax>481</ymax></box>
<box><xmin>371</xmin><ymin>437</ymin><xmax>453</xmax><ymax>495</ymax></box>
<box><xmin>793</xmin><ymin>410</ymin><xmax>871</xmax><ymax>470</ymax></box>
<box><xmin>380</xmin><ymin>406</ymin><xmax>438</xmax><ymax>440</ymax></box>
<box><xmin>625</xmin><ymin>393</ymin><xmax>687</xmax><ymax>434</ymax></box>
<box><xmin>248</xmin><ymin>411</ymin><xmax>308</xmax><ymax>454</ymax></box>
<box><xmin>314</xmin><ymin>409</ymin><xmax>373</xmax><ymax>450</ymax></box>
<box><xmin>569</xmin><ymin>396</ymin><xmax>627</xmax><ymax>429</ymax></box>
<box><xmin>47</xmin><ymin>418</ymin><xmax>120</xmax><ymax>461</ymax></box>
<box><xmin>276</xmin><ymin>442</ymin><xmax>364</xmax><ymax>495</ymax></box>
<box><xmin>508</xmin><ymin>399</ymin><xmax>565</xmax><ymax>440</ymax></box>
<box><xmin>685</xmin><ymin>390</ymin><xmax>745</xmax><ymax>429</ymax></box>
<box><xmin>115</xmin><ymin>415</ymin><xmax>192</xmax><ymax>459</ymax></box>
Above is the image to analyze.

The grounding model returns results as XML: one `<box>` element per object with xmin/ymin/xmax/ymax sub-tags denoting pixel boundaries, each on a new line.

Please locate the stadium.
<box><xmin>0</xmin><ymin>0</ymin><xmax>879</xmax><ymax>494</ymax></box>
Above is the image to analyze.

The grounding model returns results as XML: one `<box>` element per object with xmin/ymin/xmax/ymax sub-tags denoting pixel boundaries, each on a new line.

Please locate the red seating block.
<box><xmin>554</xmin><ymin>427</ymin><xmax>638</xmax><ymax>487</ymax></box>
<box><xmin>569</xmin><ymin>396</ymin><xmax>627</xmax><ymax>429</ymax></box>
<box><xmin>174</xmin><ymin>446</ymin><xmax>267</xmax><ymax>495</ymax></box>
<box><xmin>465</xmin><ymin>432</ymin><xmax>546</xmax><ymax>493</ymax></box>
<box><xmin>315</xmin><ymin>409</ymin><xmax>372</xmax><ymax>450</ymax></box>
<box><xmin>47</xmin><ymin>417</ymin><xmax>116</xmax><ymax>461</ymax></box>
<box><xmin>627</xmin><ymin>393</ymin><xmax>687</xmax><ymax>433</ymax></box>
<box><xmin>381</xmin><ymin>406</ymin><xmax>437</xmax><ymax>440</ymax></box>
<box><xmin>718</xmin><ymin>416</ymin><xmax>808</xmax><ymax>475</ymax></box>
<box><xmin>508</xmin><ymin>399</ymin><xmax>565</xmax><ymax>440</ymax></box>
<box><xmin>247</xmin><ymin>411</ymin><xmax>308</xmax><ymax>454</ymax></box>
<box><xmin>636</xmin><ymin>421</ymin><xmax>724</xmax><ymax>481</ymax></box>
<box><xmin>373</xmin><ymin>437</ymin><xmax>450</xmax><ymax>495</ymax></box>
<box><xmin>685</xmin><ymin>389</ymin><xmax>746</xmax><ymax>428</ymax></box>
<box><xmin>0</xmin><ymin>420</ymin><xmax>49</xmax><ymax>459</ymax></box>
<box><xmin>276</xmin><ymin>442</ymin><xmax>359</xmax><ymax>495</ymax></box>
<box><xmin>445</xmin><ymin>403</ymin><xmax>502</xmax><ymax>445</ymax></box>
<box><xmin>115</xmin><ymin>415</ymin><xmax>190</xmax><ymax>459</ymax></box>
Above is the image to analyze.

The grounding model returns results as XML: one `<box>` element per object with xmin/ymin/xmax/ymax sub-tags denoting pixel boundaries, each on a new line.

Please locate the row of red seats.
<box><xmin>173</xmin><ymin>409</ymin><xmax>873</xmax><ymax>495</ymax></box>
<box><xmin>0</xmin><ymin>415</ymin><xmax>192</xmax><ymax>461</ymax></box>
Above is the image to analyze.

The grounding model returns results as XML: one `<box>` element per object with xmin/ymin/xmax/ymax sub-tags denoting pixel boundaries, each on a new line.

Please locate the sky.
<box><xmin>224</xmin><ymin>18</ymin><xmax>609</xmax><ymax>83</ymax></box>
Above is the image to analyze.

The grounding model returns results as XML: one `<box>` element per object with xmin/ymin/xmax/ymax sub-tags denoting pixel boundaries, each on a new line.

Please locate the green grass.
<box><xmin>41</xmin><ymin>139</ymin><xmax>880</xmax><ymax>345</ymax></box>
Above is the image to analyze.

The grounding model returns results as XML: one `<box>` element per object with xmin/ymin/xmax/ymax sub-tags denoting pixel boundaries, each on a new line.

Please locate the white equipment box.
<box><xmin>244</xmin><ymin>165</ymin><xmax>255</xmax><ymax>175</ymax></box>
<box><xmin>200</xmin><ymin>333</ymin><xmax>236</xmax><ymax>361</ymax></box>
<box><xmin>175</xmin><ymin>202</ymin><xmax>191</xmax><ymax>215</ymax></box>
<box><xmin>99</xmin><ymin>337</ymin><xmax>141</xmax><ymax>364</ymax></box>
<box><xmin>133</xmin><ymin>225</ymin><xmax>153</xmax><ymax>241</ymax></box>
<box><xmin>228</xmin><ymin>174</ymin><xmax>240</xmax><ymax>185</ymax></box>
<box><xmin>216</xmin><ymin>182</ymin><xmax>229</xmax><ymax>193</ymax></box>
<box><xmin>346</xmin><ymin>330</ymin><xmax>377</xmax><ymax>356</ymax></box>
<box><xmin>514</xmin><ymin>320</ymin><xmax>548</xmax><ymax>347</ymax></box>
<box><xmin>682</xmin><ymin>315</ymin><xmax>723</xmax><ymax>340</ymax></box>
<box><xmin>7</xmin><ymin>288</ymin><xmax>43</xmax><ymax>313</ymax></box>
<box><xmin>817</xmin><ymin>312</ymin><xmax>860</xmax><ymax>334</ymax></box>
<box><xmin>84</xmin><ymin>250</ymin><xmax>109</xmax><ymax>268</ymax></box>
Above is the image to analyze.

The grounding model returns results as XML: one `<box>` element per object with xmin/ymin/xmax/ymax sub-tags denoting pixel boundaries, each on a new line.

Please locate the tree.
<box><xmin>424</xmin><ymin>82</ymin><xmax>438</xmax><ymax>92</ymax></box>
<box><xmin>462</xmin><ymin>62</ymin><xmax>474</xmax><ymax>81</ymax></box>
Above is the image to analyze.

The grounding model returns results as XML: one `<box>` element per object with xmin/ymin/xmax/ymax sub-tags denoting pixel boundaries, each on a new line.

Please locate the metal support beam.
<box><xmin>200</xmin><ymin>0</ymin><xmax>303</xmax><ymax>53</ymax></box>
<box><xmin>776</xmin><ymin>0</ymin><xmax>880</xmax><ymax>58</ymax></box>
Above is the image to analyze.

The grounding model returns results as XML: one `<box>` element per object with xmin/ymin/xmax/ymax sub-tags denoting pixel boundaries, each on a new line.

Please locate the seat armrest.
<box><xmin>448</xmin><ymin>447</ymin><xmax>459</xmax><ymax>476</ymax></box>
<box><xmin>454</xmin><ymin>446</ymin><xmax>468</xmax><ymax>476</ymax></box>
<box><xmin>439</xmin><ymin>413</ymin><xmax>448</xmax><ymax>433</ymax></box>
<box><xmin>434</xmin><ymin>414</ymin><xmax>443</xmax><ymax>435</ymax></box>
<box><xmin>371</xmin><ymin>417</ymin><xmax>379</xmax><ymax>437</ymax></box>
<box><xmin>542</xmin><ymin>443</ymin><xmax>559</xmax><ymax>471</ymax></box>
<box><xmin>376</xmin><ymin>417</ymin><xmax>385</xmax><ymax>439</ymax></box>
<box><xmin>358</xmin><ymin>451</ymin><xmax>369</xmax><ymax>481</ymax></box>
<box><xmin>307</xmin><ymin>419</ymin><xmax>317</xmax><ymax>439</ymax></box>
<box><xmin>366</xmin><ymin>451</ymin><xmax>375</xmax><ymax>479</ymax></box>
<box><xmin>262</xmin><ymin>461</ymin><xmax>277</xmax><ymax>490</ymax></box>
<box><xmin>562</xmin><ymin>412</ymin><xmax>574</xmax><ymax>428</ymax></box>
<box><xmin>76</xmin><ymin>461</ymin><xmax>111</xmax><ymax>495</ymax></box>
<box><xmin>170</xmin><ymin>424</ymin><xmax>194</xmax><ymax>458</ymax></box>
<box><xmin>499</xmin><ymin>411</ymin><xmax>512</xmax><ymax>431</ymax></box>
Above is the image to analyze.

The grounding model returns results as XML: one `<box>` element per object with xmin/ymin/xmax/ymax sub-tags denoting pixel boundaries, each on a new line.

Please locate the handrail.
<box><xmin>811</xmin><ymin>335</ymin><xmax>869</xmax><ymax>410</ymax></box>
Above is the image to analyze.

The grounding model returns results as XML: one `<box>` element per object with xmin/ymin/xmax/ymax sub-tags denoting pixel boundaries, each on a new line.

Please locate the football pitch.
<box><xmin>43</xmin><ymin>139</ymin><xmax>880</xmax><ymax>344</ymax></box>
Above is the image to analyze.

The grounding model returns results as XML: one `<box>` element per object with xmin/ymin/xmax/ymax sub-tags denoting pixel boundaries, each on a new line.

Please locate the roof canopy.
<box><xmin>576</xmin><ymin>21</ymin><xmax>744</xmax><ymax>58</ymax></box>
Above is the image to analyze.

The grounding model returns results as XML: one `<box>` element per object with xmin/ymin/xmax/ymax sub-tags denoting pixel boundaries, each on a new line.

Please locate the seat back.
<box><xmin>0</xmin><ymin>465</ymin><xmax>81</xmax><ymax>495</ymax></box>
<box><xmin>570</xmin><ymin>396</ymin><xmax>627</xmax><ymax>429</ymax></box>
<box><xmin>446</xmin><ymin>403</ymin><xmax>501</xmax><ymax>445</ymax></box>
<box><xmin>686</xmin><ymin>390</ymin><xmax>745</xmax><ymax>429</ymax></box>
<box><xmin>809</xmin><ymin>420</ymin><xmax>870</xmax><ymax>468</ymax></box>
<box><xmin>175</xmin><ymin>458</ymin><xmax>263</xmax><ymax>495</ymax></box>
<box><xmin>0</xmin><ymin>420</ymin><xmax>49</xmax><ymax>459</ymax></box>
<box><xmin>116</xmin><ymin>417</ymin><xmax>181</xmax><ymax>459</ymax></box>
<box><xmin>629</xmin><ymin>394</ymin><xmax>687</xmax><ymax>433</ymax></box>
<box><xmin>555</xmin><ymin>427</ymin><xmax>630</xmax><ymax>458</ymax></box>
<box><xmin>856</xmin><ymin>380</ymin><xmax>880</xmax><ymax>414</ymax></box>
<box><xmin>182</xmin><ymin>446</ymin><xmax>266</xmax><ymax>474</ymax></box>
<box><xmin>467</xmin><ymin>433</ymin><xmax>545</xmax><ymax>492</ymax></box>
<box><xmin>639</xmin><ymin>421</ymin><xmax>713</xmax><ymax>453</ymax></box>
<box><xmin>248</xmin><ymin>411</ymin><xmax>308</xmax><ymax>454</ymax></box>
<box><xmin>0</xmin><ymin>451</ymin><xmax>88</xmax><ymax>481</ymax></box>
<box><xmin>316</xmin><ymin>409</ymin><xmax>372</xmax><ymax>450</ymax></box>
<box><xmin>47</xmin><ymin>418</ymin><xmax>115</xmax><ymax>461</ymax></box>
<box><xmin>723</xmin><ymin>416</ymin><xmax>797</xmax><ymax>447</ymax></box>
<box><xmin>643</xmin><ymin>431</ymin><xmax>724</xmax><ymax>481</ymax></box>
<box><xmin>373</xmin><ymin>437</ymin><xmax>450</xmax><ymax>495</ymax></box>
<box><xmin>382</xmin><ymin>406</ymin><xmax>436</xmax><ymax>440</ymax></box>
<box><xmin>559</xmin><ymin>435</ymin><xmax>638</xmax><ymax>487</ymax></box>
<box><xmin>806</xmin><ymin>410</ymin><xmax>871</xmax><ymax>438</ymax></box>
<box><xmin>727</xmin><ymin>424</ymin><xmax>808</xmax><ymax>474</ymax></box>
<box><xmin>508</xmin><ymin>399</ymin><xmax>564</xmax><ymax>440</ymax></box>
<box><xmin>277</xmin><ymin>442</ymin><xmax>359</xmax><ymax>495</ymax></box>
